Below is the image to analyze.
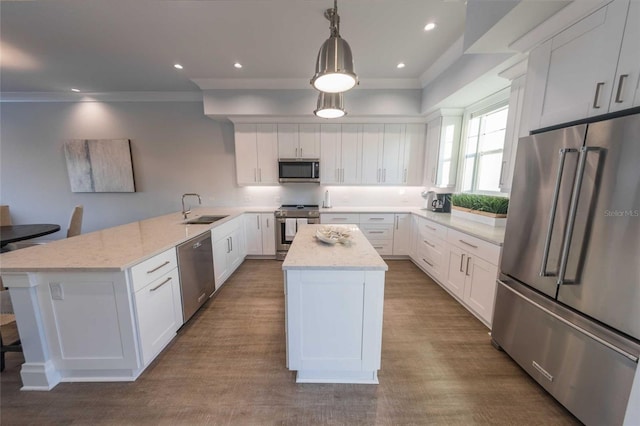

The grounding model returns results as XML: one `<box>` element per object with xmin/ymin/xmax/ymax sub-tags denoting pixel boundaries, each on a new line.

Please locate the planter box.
<box><xmin>451</xmin><ymin>206</ymin><xmax>507</xmax><ymax>227</ymax></box>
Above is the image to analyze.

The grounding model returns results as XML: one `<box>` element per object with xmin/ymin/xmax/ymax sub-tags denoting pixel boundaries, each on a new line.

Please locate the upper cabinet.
<box><xmin>234</xmin><ymin>124</ymin><xmax>279</xmax><ymax>185</ymax></box>
<box><xmin>320</xmin><ymin>124</ymin><xmax>362</xmax><ymax>185</ymax></box>
<box><xmin>361</xmin><ymin>123</ymin><xmax>426</xmax><ymax>185</ymax></box>
<box><xmin>424</xmin><ymin>111</ymin><xmax>462</xmax><ymax>189</ymax></box>
<box><xmin>500</xmin><ymin>75</ymin><xmax>526</xmax><ymax>193</ymax></box>
<box><xmin>525</xmin><ymin>0</ymin><xmax>639</xmax><ymax>130</ymax></box>
<box><xmin>277</xmin><ymin>124</ymin><xmax>320</xmax><ymax>159</ymax></box>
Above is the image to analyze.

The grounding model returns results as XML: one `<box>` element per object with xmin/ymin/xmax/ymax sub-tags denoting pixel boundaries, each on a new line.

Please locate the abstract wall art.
<box><xmin>64</xmin><ymin>139</ymin><xmax>135</xmax><ymax>192</ymax></box>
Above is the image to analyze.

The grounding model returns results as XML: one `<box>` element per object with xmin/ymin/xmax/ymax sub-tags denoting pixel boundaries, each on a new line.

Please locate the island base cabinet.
<box><xmin>284</xmin><ymin>269</ymin><xmax>385</xmax><ymax>384</ymax></box>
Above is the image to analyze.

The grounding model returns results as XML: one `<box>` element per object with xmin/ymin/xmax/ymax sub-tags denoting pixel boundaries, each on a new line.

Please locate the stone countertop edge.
<box><xmin>0</xmin><ymin>207</ymin><xmax>249</xmax><ymax>273</ymax></box>
<box><xmin>282</xmin><ymin>225</ymin><xmax>388</xmax><ymax>271</ymax></box>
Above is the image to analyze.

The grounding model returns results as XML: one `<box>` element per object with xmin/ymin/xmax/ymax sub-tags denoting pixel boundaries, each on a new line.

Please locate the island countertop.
<box><xmin>282</xmin><ymin>224</ymin><xmax>388</xmax><ymax>271</ymax></box>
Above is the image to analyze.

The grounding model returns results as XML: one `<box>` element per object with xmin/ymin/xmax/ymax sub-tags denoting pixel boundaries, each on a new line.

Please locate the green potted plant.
<box><xmin>450</xmin><ymin>194</ymin><xmax>509</xmax><ymax>226</ymax></box>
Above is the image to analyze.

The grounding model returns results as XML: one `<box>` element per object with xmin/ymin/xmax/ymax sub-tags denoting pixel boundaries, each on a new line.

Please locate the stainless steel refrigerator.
<box><xmin>492</xmin><ymin>112</ymin><xmax>640</xmax><ymax>425</ymax></box>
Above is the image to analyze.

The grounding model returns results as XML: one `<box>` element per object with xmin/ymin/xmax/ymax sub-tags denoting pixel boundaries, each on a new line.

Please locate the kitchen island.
<box><xmin>282</xmin><ymin>224</ymin><xmax>388</xmax><ymax>384</ymax></box>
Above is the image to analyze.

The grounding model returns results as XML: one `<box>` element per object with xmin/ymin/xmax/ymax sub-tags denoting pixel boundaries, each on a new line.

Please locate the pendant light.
<box><xmin>310</xmin><ymin>0</ymin><xmax>358</xmax><ymax>93</ymax></box>
<box><xmin>314</xmin><ymin>92</ymin><xmax>346</xmax><ymax>119</ymax></box>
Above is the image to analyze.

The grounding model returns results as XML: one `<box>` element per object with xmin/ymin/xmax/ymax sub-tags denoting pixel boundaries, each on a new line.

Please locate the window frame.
<box><xmin>457</xmin><ymin>89</ymin><xmax>510</xmax><ymax>195</ymax></box>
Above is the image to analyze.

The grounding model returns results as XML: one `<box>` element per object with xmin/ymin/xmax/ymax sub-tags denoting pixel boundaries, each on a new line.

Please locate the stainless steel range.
<box><xmin>275</xmin><ymin>204</ymin><xmax>320</xmax><ymax>260</ymax></box>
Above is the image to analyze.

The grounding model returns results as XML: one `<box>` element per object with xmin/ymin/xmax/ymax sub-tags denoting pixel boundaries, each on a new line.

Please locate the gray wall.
<box><xmin>0</xmin><ymin>101</ymin><xmax>237</xmax><ymax>238</ymax></box>
<box><xmin>0</xmin><ymin>100</ymin><xmax>425</xmax><ymax>240</ymax></box>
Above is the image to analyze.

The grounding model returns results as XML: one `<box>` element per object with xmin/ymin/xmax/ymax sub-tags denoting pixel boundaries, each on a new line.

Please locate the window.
<box><xmin>461</xmin><ymin>103</ymin><xmax>509</xmax><ymax>193</ymax></box>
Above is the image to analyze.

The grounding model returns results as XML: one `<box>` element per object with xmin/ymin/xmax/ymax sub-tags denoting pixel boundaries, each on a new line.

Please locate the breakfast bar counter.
<box><xmin>282</xmin><ymin>225</ymin><xmax>388</xmax><ymax>384</ymax></box>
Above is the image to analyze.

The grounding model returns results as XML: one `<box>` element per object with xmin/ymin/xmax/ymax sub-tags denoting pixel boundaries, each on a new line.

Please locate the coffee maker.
<box><xmin>431</xmin><ymin>193</ymin><xmax>451</xmax><ymax>213</ymax></box>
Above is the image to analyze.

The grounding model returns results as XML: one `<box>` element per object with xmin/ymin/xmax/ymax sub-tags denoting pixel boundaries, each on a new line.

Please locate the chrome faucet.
<box><xmin>182</xmin><ymin>193</ymin><xmax>202</xmax><ymax>219</ymax></box>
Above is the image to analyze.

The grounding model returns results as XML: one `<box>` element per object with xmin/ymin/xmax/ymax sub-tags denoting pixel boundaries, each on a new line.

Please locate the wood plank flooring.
<box><xmin>0</xmin><ymin>260</ymin><xmax>580</xmax><ymax>425</ymax></box>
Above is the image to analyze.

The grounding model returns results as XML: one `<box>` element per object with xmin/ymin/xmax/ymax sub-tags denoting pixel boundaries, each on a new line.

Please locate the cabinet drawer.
<box><xmin>416</xmin><ymin>253</ymin><xmax>441</xmax><ymax>280</ymax></box>
<box><xmin>368</xmin><ymin>240</ymin><xmax>393</xmax><ymax>256</ymax></box>
<box><xmin>416</xmin><ymin>218</ymin><xmax>447</xmax><ymax>240</ymax></box>
<box><xmin>131</xmin><ymin>248</ymin><xmax>178</xmax><ymax>292</ymax></box>
<box><xmin>321</xmin><ymin>213</ymin><xmax>360</xmax><ymax>224</ymax></box>
<box><xmin>446</xmin><ymin>228</ymin><xmax>501</xmax><ymax>264</ymax></box>
<box><xmin>360</xmin><ymin>213</ymin><xmax>394</xmax><ymax>224</ymax></box>
<box><xmin>360</xmin><ymin>224</ymin><xmax>393</xmax><ymax>240</ymax></box>
<box><xmin>417</xmin><ymin>236</ymin><xmax>445</xmax><ymax>264</ymax></box>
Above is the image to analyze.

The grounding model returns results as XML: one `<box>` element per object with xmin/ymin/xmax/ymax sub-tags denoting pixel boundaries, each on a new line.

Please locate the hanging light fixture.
<box><xmin>310</xmin><ymin>0</ymin><xmax>358</xmax><ymax>93</ymax></box>
<box><xmin>314</xmin><ymin>92</ymin><xmax>346</xmax><ymax>119</ymax></box>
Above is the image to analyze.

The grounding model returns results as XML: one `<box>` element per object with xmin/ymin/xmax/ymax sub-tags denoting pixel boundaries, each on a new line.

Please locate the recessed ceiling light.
<box><xmin>424</xmin><ymin>22</ymin><xmax>436</xmax><ymax>31</ymax></box>
<box><xmin>234</xmin><ymin>62</ymin><xmax>243</xmax><ymax>69</ymax></box>
<box><xmin>397</xmin><ymin>63</ymin><xmax>406</xmax><ymax>69</ymax></box>
<box><xmin>71</xmin><ymin>88</ymin><xmax>80</xmax><ymax>92</ymax></box>
<box><xmin>174</xmin><ymin>64</ymin><xmax>183</xmax><ymax>70</ymax></box>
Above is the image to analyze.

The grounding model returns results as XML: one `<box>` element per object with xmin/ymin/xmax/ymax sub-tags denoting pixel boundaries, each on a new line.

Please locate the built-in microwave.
<box><xmin>278</xmin><ymin>160</ymin><xmax>320</xmax><ymax>183</ymax></box>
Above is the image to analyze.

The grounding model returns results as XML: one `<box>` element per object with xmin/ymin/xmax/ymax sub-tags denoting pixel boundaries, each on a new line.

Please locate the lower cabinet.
<box><xmin>412</xmin><ymin>216</ymin><xmax>502</xmax><ymax>328</ymax></box>
<box><xmin>134</xmin><ymin>268</ymin><xmax>182</xmax><ymax>366</ymax></box>
<box><xmin>244</xmin><ymin>213</ymin><xmax>276</xmax><ymax>256</ymax></box>
<box><xmin>212</xmin><ymin>216</ymin><xmax>245</xmax><ymax>290</ymax></box>
<box><xmin>392</xmin><ymin>213</ymin><xmax>412</xmax><ymax>255</ymax></box>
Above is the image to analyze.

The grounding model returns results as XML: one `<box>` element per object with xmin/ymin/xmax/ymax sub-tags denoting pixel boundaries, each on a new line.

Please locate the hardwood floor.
<box><xmin>0</xmin><ymin>260</ymin><xmax>580</xmax><ymax>425</ymax></box>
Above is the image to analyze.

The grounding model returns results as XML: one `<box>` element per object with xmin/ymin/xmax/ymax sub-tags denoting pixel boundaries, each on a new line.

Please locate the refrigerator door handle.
<box><xmin>540</xmin><ymin>148</ymin><xmax>578</xmax><ymax>277</ymax></box>
<box><xmin>557</xmin><ymin>146</ymin><xmax>602</xmax><ymax>285</ymax></box>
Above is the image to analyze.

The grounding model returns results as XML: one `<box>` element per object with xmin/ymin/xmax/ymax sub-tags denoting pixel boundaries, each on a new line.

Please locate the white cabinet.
<box><xmin>234</xmin><ymin>123</ymin><xmax>279</xmax><ymax>185</ymax></box>
<box><xmin>361</xmin><ymin>124</ymin><xmax>384</xmax><ymax>184</ymax></box>
<box><xmin>212</xmin><ymin>217</ymin><xmax>245</xmax><ymax>289</ymax></box>
<box><xmin>321</xmin><ymin>213</ymin><xmax>360</xmax><ymax>224</ymax></box>
<box><xmin>278</xmin><ymin>124</ymin><xmax>320</xmax><ymax>159</ymax></box>
<box><xmin>244</xmin><ymin>213</ymin><xmax>276</xmax><ymax>256</ymax></box>
<box><xmin>361</xmin><ymin>124</ymin><xmax>426</xmax><ymax>185</ymax></box>
<box><xmin>445</xmin><ymin>228</ymin><xmax>501</xmax><ymax>326</ymax></box>
<box><xmin>526</xmin><ymin>0</ymin><xmax>638</xmax><ymax>129</ymax></box>
<box><xmin>392</xmin><ymin>214</ymin><xmax>412</xmax><ymax>255</ymax></box>
<box><xmin>403</xmin><ymin>124</ymin><xmax>426</xmax><ymax>185</ymax></box>
<box><xmin>134</xmin><ymin>268</ymin><xmax>182</xmax><ymax>366</ymax></box>
<box><xmin>424</xmin><ymin>112</ymin><xmax>462</xmax><ymax>189</ymax></box>
<box><xmin>320</xmin><ymin>124</ymin><xmax>362</xmax><ymax>185</ymax></box>
<box><xmin>412</xmin><ymin>217</ymin><xmax>448</xmax><ymax>282</ymax></box>
<box><xmin>130</xmin><ymin>248</ymin><xmax>183</xmax><ymax>366</ymax></box>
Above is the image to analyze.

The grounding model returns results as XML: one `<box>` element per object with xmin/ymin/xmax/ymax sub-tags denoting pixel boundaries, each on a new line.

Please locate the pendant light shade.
<box><xmin>310</xmin><ymin>1</ymin><xmax>358</xmax><ymax>93</ymax></box>
<box><xmin>314</xmin><ymin>92</ymin><xmax>346</xmax><ymax>119</ymax></box>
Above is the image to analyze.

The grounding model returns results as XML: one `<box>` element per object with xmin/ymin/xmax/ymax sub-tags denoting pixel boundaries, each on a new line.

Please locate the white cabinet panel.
<box><xmin>244</xmin><ymin>213</ymin><xmax>262</xmax><ymax>256</ymax></box>
<box><xmin>609</xmin><ymin>1</ymin><xmax>640</xmax><ymax>112</ymax></box>
<box><xmin>445</xmin><ymin>245</ymin><xmax>467</xmax><ymax>299</ymax></box>
<box><xmin>361</xmin><ymin>124</ymin><xmax>384</xmax><ymax>184</ymax></box>
<box><xmin>381</xmin><ymin>124</ymin><xmax>404</xmax><ymax>184</ymax></box>
<box><xmin>212</xmin><ymin>216</ymin><xmax>245</xmax><ymax>289</ymax></box>
<box><xmin>392</xmin><ymin>214</ymin><xmax>411</xmax><ymax>255</ymax></box>
<box><xmin>424</xmin><ymin>113</ymin><xmax>461</xmax><ymax>189</ymax></box>
<box><xmin>298</xmin><ymin>124</ymin><xmax>320</xmax><ymax>159</ymax></box>
<box><xmin>235</xmin><ymin>123</ymin><xmax>278</xmax><ymax>185</ymax></box>
<box><xmin>255</xmin><ymin>124</ymin><xmax>279</xmax><ymax>184</ymax></box>
<box><xmin>277</xmin><ymin>124</ymin><xmax>299</xmax><ymax>159</ymax></box>
<box><xmin>463</xmin><ymin>256</ymin><xmax>498</xmax><ymax>324</ymax></box>
<box><xmin>340</xmin><ymin>124</ymin><xmax>362</xmax><ymax>184</ymax></box>
<box><xmin>403</xmin><ymin>124</ymin><xmax>426</xmax><ymax>185</ymax></box>
<box><xmin>320</xmin><ymin>124</ymin><xmax>341</xmax><ymax>184</ymax></box>
<box><xmin>260</xmin><ymin>213</ymin><xmax>276</xmax><ymax>255</ymax></box>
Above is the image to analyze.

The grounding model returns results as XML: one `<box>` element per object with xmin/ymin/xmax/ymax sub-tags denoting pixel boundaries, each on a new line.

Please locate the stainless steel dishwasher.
<box><xmin>177</xmin><ymin>231</ymin><xmax>215</xmax><ymax>323</ymax></box>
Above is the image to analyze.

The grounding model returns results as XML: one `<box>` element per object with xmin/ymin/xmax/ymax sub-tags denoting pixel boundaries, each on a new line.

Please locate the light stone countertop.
<box><xmin>319</xmin><ymin>206</ymin><xmax>505</xmax><ymax>245</ymax></box>
<box><xmin>0</xmin><ymin>207</ymin><xmax>249</xmax><ymax>272</ymax></box>
<box><xmin>282</xmin><ymin>225</ymin><xmax>388</xmax><ymax>271</ymax></box>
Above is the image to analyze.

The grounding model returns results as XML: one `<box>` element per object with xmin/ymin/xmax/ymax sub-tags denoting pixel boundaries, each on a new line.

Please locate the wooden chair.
<box><xmin>0</xmin><ymin>289</ymin><xmax>22</xmax><ymax>372</ymax></box>
<box><xmin>0</xmin><ymin>205</ymin><xmax>11</xmax><ymax>226</ymax></box>
<box><xmin>67</xmin><ymin>205</ymin><xmax>83</xmax><ymax>238</ymax></box>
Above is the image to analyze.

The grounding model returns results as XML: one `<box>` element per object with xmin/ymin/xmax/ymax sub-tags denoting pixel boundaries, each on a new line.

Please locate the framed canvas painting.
<box><xmin>64</xmin><ymin>139</ymin><xmax>135</xmax><ymax>192</ymax></box>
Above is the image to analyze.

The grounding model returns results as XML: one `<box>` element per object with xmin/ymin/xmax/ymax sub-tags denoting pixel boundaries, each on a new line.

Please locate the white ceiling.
<box><xmin>0</xmin><ymin>0</ymin><xmax>469</xmax><ymax>93</ymax></box>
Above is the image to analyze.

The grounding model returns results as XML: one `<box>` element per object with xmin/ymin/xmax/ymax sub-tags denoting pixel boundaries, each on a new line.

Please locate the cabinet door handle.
<box><xmin>423</xmin><ymin>240</ymin><xmax>435</xmax><ymax>248</ymax></box>
<box><xmin>257</xmin><ymin>215</ymin><xmax>260</xmax><ymax>229</ymax></box>
<box><xmin>369</xmin><ymin>217</ymin><xmax>385</xmax><ymax>221</ymax></box>
<box><xmin>147</xmin><ymin>261</ymin><xmax>170</xmax><ymax>274</ymax></box>
<box><xmin>259</xmin><ymin>168</ymin><xmax>262</xmax><ymax>182</ymax></box>
<box><xmin>266</xmin><ymin>218</ymin><xmax>269</xmax><ymax>228</ymax></box>
<box><xmin>383</xmin><ymin>168</ymin><xmax>386</xmax><ymax>182</ymax></box>
<box><xmin>341</xmin><ymin>168</ymin><xmax>344</xmax><ymax>182</ymax></box>
<box><xmin>227</xmin><ymin>237</ymin><xmax>231</xmax><ymax>253</ymax></box>
<box><xmin>592</xmin><ymin>82</ymin><xmax>605</xmax><ymax>109</ymax></box>
<box><xmin>295</xmin><ymin>147</ymin><xmax>298</xmax><ymax>157</ymax></box>
<box><xmin>465</xmin><ymin>256</ymin><xmax>472</xmax><ymax>276</ymax></box>
<box><xmin>425</xmin><ymin>225</ymin><xmax>436</xmax><ymax>231</ymax></box>
<box><xmin>254</xmin><ymin>168</ymin><xmax>257</xmax><ymax>182</ymax></box>
<box><xmin>615</xmin><ymin>74</ymin><xmax>629</xmax><ymax>103</ymax></box>
<box><xmin>150</xmin><ymin>277</ymin><xmax>172</xmax><ymax>292</ymax></box>
<box><xmin>368</xmin><ymin>231</ymin><xmax>385</xmax><ymax>234</ymax></box>
<box><xmin>230</xmin><ymin>236</ymin><xmax>233</xmax><ymax>252</ymax></box>
<box><xmin>300</xmin><ymin>148</ymin><xmax>303</xmax><ymax>157</ymax></box>
<box><xmin>459</xmin><ymin>239</ymin><xmax>478</xmax><ymax>249</ymax></box>
<box><xmin>403</xmin><ymin>168</ymin><xmax>407</xmax><ymax>183</ymax></box>
<box><xmin>459</xmin><ymin>253</ymin><xmax>465</xmax><ymax>273</ymax></box>
<box><xmin>422</xmin><ymin>258</ymin><xmax>434</xmax><ymax>267</ymax></box>
<box><xmin>395</xmin><ymin>216</ymin><xmax>399</xmax><ymax>230</ymax></box>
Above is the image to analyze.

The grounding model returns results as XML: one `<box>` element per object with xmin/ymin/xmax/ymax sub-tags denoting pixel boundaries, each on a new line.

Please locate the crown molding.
<box><xmin>0</xmin><ymin>91</ymin><xmax>202</xmax><ymax>103</ymax></box>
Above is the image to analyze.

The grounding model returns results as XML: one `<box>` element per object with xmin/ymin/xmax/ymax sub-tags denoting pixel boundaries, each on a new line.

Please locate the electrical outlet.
<box><xmin>50</xmin><ymin>283</ymin><xmax>64</xmax><ymax>300</ymax></box>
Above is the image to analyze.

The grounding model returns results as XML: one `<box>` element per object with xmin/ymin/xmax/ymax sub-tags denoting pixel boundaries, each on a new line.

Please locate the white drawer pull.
<box><xmin>368</xmin><ymin>231</ymin><xmax>385</xmax><ymax>234</ymax></box>
<box><xmin>422</xmin><ymin>258</ymin><xmax>434</xmax><ymax>267</ymax></box>
<box><xmin>150</xmin><ymin>277</ymin><xmax>172</xmax><ymax>292</ymax></box>
<box><xmin>147</xmin><ymin>261</ymin><xmax>170</xmax><ymax>274</ymax></box>
<box><xmin>333</xmin><ymin>218</ymin><xmax>348</xmax><ymax>221</ymax></box>
<box><xmin>423</xmin><ymin>240</ymin><xmax>435</xmax><ymax>248</ymax></box>
<box><xmin>425</xmin><ymin>225</ymin><xmax>437</xmax><ymax>231</ymax></box>
<box><xmin>368</xmin><ymin>218</ymin><xmax>385</xmax><ymax>221</ymax></box>
<box><xmin>459</xmin><ymin>239</ymin><xmax>478</xmax><ymax>249</ymax></box>
<box><xmin>373</xmin><ymin>246</ymin><xmax>383</xmax><ymax>249</ymax></box>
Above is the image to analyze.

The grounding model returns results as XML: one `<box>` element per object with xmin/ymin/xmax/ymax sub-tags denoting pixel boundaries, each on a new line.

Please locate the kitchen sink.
<box><xmin>183</xmin><ymin>215</ymin><xmax>228</xmax><ymax>225</ymax></box>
